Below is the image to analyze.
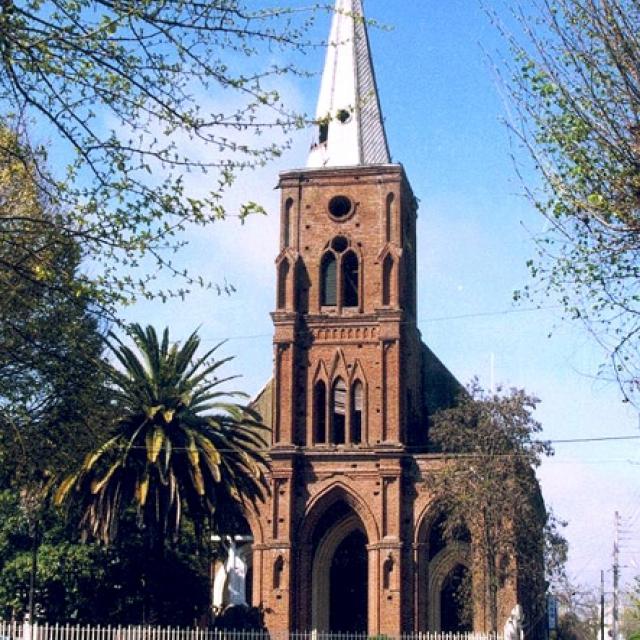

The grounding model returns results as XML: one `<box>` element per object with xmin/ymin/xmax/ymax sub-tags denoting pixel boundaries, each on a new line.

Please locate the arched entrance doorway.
<box><xmin>329</xmin><ymin>529</ymin><xmax>368</xmax><ymax>632</ymax></box>
<box><xmin>421</xmin><ymin>511</ymin><xmax>473</xmax><ymax>632</ymax></box>
<box><xmin>440</xmin><ymin>564</ymin><xmax>472</xmax><ymax>633</ymax></box>
<box><xmin>311</xmin><ymin>501</ymin><xmax>369</xmax><ymax>633</ymax></box>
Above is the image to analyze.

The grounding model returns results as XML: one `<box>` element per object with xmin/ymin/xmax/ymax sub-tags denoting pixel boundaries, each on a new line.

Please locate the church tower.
<box><xmin>247</xmin><ymin>1</ymin><xmax>540</xmax><ymax>636</ymax></box>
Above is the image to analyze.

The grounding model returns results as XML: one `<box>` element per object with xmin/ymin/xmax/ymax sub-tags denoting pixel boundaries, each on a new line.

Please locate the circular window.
<box><xmin>336</xmin><ymin>109</ymin><xmax>352</xmax><ymax>124</ymax></box>
<box><xmin>328</xmin><ymin>195</ymin><xmax>353</xmax><ymax>220</ymax></box>
<box><xmin>331</xmin><ymin>236</ymin><xmax>349</xmax><ymax>253</ymax></box>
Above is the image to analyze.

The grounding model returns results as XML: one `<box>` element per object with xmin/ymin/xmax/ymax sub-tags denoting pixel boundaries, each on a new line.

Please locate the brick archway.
<box><xmin>311</xmin><ymin>512</ymin><xmax>368</xmax><ymax>632</ymax></box>
<box><xmin>296</xmin><ymin>483</ymin><xmax>379</xmax><ymax>631</ymax></box>
<box><xmin>428</xmin><ymin>543</ymin><xmax>472</xmax><ymax>631</ymax></box>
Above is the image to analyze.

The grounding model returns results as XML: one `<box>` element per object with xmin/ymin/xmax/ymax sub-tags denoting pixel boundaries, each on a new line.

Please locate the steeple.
<box><xmin>307</xmin><ymin>0</ymin><xmax>391</xmax><ymax>168</ymax></box>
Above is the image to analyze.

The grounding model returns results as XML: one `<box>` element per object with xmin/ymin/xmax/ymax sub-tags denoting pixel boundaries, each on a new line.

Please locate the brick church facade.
<box><xmin>234</xmin><ymin>1</ymin><xmax>546</xmax><ymax>636</ymax></box>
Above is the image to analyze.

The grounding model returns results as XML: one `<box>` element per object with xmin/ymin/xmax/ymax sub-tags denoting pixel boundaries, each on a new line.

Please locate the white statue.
<box><xmin>212</xmin><ymin>538</ymin><xmax>250</xmax><ymax>608</ymax></box>
<box><xmin>504</xmin><ymin>604</ymin><xmax>524</xmax><ymax>640</ymax></box>
<box><xmin>225</xmin><ymin>539</ymin><xmax>248</xmax><ymax>606</ymax></box>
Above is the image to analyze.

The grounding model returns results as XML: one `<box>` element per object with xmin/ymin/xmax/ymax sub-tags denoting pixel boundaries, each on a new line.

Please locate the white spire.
<box><xmin>307</xmin><ymin>0</ymin><xmax>391</xmax><ymax>168</ymax></box>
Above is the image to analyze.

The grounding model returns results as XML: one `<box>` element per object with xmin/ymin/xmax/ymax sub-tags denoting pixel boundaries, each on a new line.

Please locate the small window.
<box><xmin>385</xmin><ymin>192</ymin><xmax>394</xmax><ymax>243</ymax></box>
<box><xmin>382</xmin><ymin>254</ymin><xmax>393</xmax><ymax>306</ymax></box>
<box><xmin>319</xmin><ymin>121</ymin><xmax>329</xmax><ymax>144</ymax></box>
<box><xmin>277</xmin><ymin>260</ymin><xmax>289</xmax><ymax>310</ymax></box>
<box><xmin>331</xmin><ymin>236</ymin><xmax>349</xmax><ymax>253</ymax></box>
<box><xmin>342</xmin><ymin>251</ymin><xmax>359</xmax><ymax>308</ymax></box>
<box><xmin>336</xmin><ymin>109</ymin><xmax>351</xmax><ymax>124</ymax></box>
<box><xmin>321</xmin><ymin>253</ymin><xmax>337</xmax><ymax>306</ymax></box>
<box><xmin>352</xmin><ymin>381</ymin><xmax>363</xmax><ymax>444</ymax></box>
<box><xmin>314</xmin><ymin>381</ymin><xmax>327</xmax><ymax>444</ymax></box>
<box><xmin>283</xmin><ymin>198</ymin><xmax>293</xmax><ymax>247</ymax></box>
<box><xmin>383</xmin><ymin>554</ymin><xmax>394</xmax><ymax>590</ymax></box>
<box><xmin>273</xmin><ymin>556</ymin><xmax>284</xmax><ymax>589</ymax></box>
<box><xmin>332</xmin><ymin>378</ymin><xmax>347</xmax><ymax>444</ymax></box>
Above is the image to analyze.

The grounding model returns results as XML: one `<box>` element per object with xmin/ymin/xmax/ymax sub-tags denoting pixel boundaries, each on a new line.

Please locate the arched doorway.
<box><xmin>440</xmin><ymin>564</ymin><xmax>472</xmax><ymax>633</ymax></box>
<box><xmin>329</xmin><ymin>529</ymin><xmax>368</xmax><ymax>632</ymax></box>
<box><xmin>310</xmin><ymin>502</ymin><xmax>369</xmax><ymax>633</ymax></box>
<box><xmin>421</xmin><ymin>511</ymin><xmax>473</xmax><ymax>632</ymax></box>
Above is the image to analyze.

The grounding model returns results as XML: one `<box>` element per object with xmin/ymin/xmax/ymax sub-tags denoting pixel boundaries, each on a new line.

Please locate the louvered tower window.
<box><xmin>321</xmin><ymin>252</ymin><xmax>337</xmax><ymax>306</ymax></box>
<box><xmin>351</xmin><ymin>381</ymin><xmax>363</xmax><ymax>444</ymax></box>
<box><xmin>314</xmin><ymin>380</ymin><xmax>327</xmax><ymax>444</ymax></box>
<box><xmin>342</xmin><ymin>251</ymin><xmax>359</xmax><ymax>307</ymax></box>
<box><xmin>332</xmin><ymin>378</ymin><xmax>347</xmax><ymax>444</ymax></box>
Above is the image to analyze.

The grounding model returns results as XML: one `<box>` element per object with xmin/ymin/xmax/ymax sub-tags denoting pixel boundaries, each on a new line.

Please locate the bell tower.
<box><xmin>252</xmin><ymin>1</ymin><xmax>428</xmax><ymax>634</ymax></box>
<box><xmin>246</xmin><ymin>3</ymin><xmax>546</xmax><ymax>636</ymax></box>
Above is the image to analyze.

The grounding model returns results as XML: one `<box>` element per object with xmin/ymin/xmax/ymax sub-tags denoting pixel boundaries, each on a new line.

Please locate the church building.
<box><xmin>233</xmin><ymin>1</ymin><xmax>546</xmax><ymax>636</ymax></box>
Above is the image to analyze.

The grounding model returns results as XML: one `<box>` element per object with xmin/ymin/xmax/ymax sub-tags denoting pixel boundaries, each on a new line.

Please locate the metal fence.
<box><xmin>0</xmin><ymin>623</ymin><xmax>503</xmax><ymax>640</ymax></box>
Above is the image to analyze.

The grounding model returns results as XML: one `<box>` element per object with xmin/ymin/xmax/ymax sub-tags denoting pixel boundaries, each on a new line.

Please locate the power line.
<box><xmin>551</xmin><ymin>435</ymin><xmax>640</xmax><ymax>444</ymax></box>
<box><xmin>201</xmin><ymin>305</ymin><xmax>562</xmax><ymax>343</ymax></box>
<box><xmin>105</xmin><ymin>433</ymin><xmax>640</xmax><ymax>455</ymax></box>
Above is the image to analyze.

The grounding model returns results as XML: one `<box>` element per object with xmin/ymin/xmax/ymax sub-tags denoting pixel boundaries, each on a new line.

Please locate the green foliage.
<box><xmin>428</xmin><ymin>380</ymin><xmax>553</xmax><ymax>633</ymax></box>
<box><xmin>500</xmin><ymin>0</ymin><xmax>640</xmax><ymax>401</ymax></box>
<box><xmin>0</xmin><ymin>1</ymin><xmax>320</xmax><ymax>309</ymax></box>
<box><xmin>0</xmin><ymin>490</ymin><xmax>210</xmax><ymax>624</ymax></box>
<box><xmin>544</xmin><ymin>509</ymin><xmax>569</xmax><ymax>591</ymax></box>
<box><xmin>55</xmin><ymin>324</ymin><xmax>269</xmax><ymax>546</ymax></box>
<box><xmin>0</xmin><ymin>126</ymin><xmax>112</xmax><ymax>490</ymax></box>
<box><xmin>622</xmin><ymin>577</ymin><xmax>640</xmax><ymax>640</ymax></box>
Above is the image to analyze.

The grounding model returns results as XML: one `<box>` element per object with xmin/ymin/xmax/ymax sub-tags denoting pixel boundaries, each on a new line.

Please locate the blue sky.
<box><xmin>119</xmin><ymin>1</ymin><xmax>640</xmax><ymax>594</ymax></box>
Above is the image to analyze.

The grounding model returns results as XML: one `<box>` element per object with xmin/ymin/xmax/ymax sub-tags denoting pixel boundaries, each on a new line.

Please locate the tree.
<box><xmin>0</xmin><ymin>1</ymin><xmax>320</xmax><ymax>311</ymax></box>
<box><xmin>550</xmin><ymin>582</ymin><xmax>601</xmax><ymax>640</ymax></box>
<box><xmin>427</xmin><ymin>381</ymin><xmax>552</xmax><ymax>634</ymax></box>
<box><xmin>55</xmin><ymin>324</ymin><xmax>268</xmax><ymax>617</ymax></box>
<box><xmin>0</xmin><ymin>491</ymin><xmax>210</xmax><ymax>624</ymax></box>
<box><xmin>0</xmin><ymin>126</ymin><xmax>111</xmax><ymax>479</ymax></box>
<box><xmin>621</xmin><ymin>577</ymin><xmax>640</xmax><ymax>640</ymax></box>
<box><xmin>498</xmin><ymin>0</ymin><xmax>640</xmax><ymax>401</ymax></box>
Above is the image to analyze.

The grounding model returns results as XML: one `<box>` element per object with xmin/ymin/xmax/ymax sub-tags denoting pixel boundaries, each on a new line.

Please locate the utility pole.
<box><xmin>601</xmin><ymin>570</ymin><xmax>606</xmax><ymax>640</ymax></box>
<box><xmin>613</xmin><ymin>511</ymin><xmax>620</xmax><ymax>640</ymax></box>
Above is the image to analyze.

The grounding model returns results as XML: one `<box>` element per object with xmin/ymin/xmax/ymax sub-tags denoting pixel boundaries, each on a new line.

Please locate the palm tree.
<box><xmin>55</xmin><ymin>324</ymin><xmax>269</xmax><ymax>550</ymax></box>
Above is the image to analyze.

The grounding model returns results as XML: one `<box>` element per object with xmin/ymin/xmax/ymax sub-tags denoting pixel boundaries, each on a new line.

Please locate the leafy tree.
<box><xmin>621</xmin><ymin>577</ymin><xmax>640</xmax><ymax>640</ymax></box>
<box><xmin>427</xmin><ymin>381</ymin><xmax>552</xmax><ymax>634</ymax></box>
<box><xmin>0</xmin><ymin>126</ymin><xmax>111</xmax><ymax>481</ymax></box>
<box><xmin>55</xmin><ymin>324</ymin><xmax>268</xmax><ymax>617</ymax></box>
<box><xmin>498</xmin><ymin>0</ymin><xmax>640</xmax><ymax>401</ymax></box>
<box><xmin>0</xmin><ymin>125</ymin><xmax>117</xmax><ymax>622</ymax></box>
<box><xmin>0</xmin><ymin>0</ymin><xmax>320</xmax><ymax>310</ymax></box>
<box><xmin>551</xmin><ymin>582</ymin><xmax>600</xmax><ymax>640</ymax></box>
<box><xmin>0</xmin><ymin>491</ymin><xmax>210</xmax><ymax>624</ymax></box>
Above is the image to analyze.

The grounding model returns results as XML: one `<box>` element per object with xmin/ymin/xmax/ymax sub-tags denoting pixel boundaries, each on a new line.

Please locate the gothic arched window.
<box><xmin>351</xmin><ymin>380</ymin><xmax>363</xmax><ymax>444</ymax></box>
<box><xmin>332</xmin><ymin>378</ymin><xmax>347</xmax><ymax>444</ymax></box>
<box><xmin>382</xmin><ymin>254</ymin><xmax>393</xmax><ymax>307</ymax></box>
<box><xmin>277</xmin><ymin>259</ymin><xmax>290</xmax><ymax>310</ymax></box>
<box><xmin>314</xmin><ymin>380</ymin><xmax>327</xmax><ymax>444</ymax></box>
<box><xmin>342</xmin><ymin>251</ymin><xmax>359</xmax><ymax>308</ymax></box>
<box><xmin>385</xmin><ymin>192</ymin><xmax>394</xmax><ymax>243</ymax></box>
<box><xmin>273</xmin><ymin>555</ymin><xmax>284</xmax><ymax>589</ymax></box>
<box><xmin>321</xmin><ymin>252</ymin><xmax>337</xmax><ymax>306</ymax></box>
<box><xmin>283</xmin><ymin>198</ymin><xmax>293</xmax><ymax>248</ymax></box>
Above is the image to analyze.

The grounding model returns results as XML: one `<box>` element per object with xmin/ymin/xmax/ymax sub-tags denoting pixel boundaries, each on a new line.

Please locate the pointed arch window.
<box><xmin>332</xmin><ymin>378</ymin><xmax>347</xmax><ymax>444</ymax></box>
<box><xmin>273</xmin><ymin>555</ymin><xmax>284</xmax><ymax>589</ymax></box>
<box><xmin>283</xmin><ymin>198</ymin><xmax>293</xmax><ymax>248</ymax></box>
<box><xmin>321</xmin><ymin>252</ymin><xmax>337</xmax><ymax>306</ymax></box>
<box><xmin>342</xmin><ymin>251</ymin><xmax>359</xmax><ymax>308</ymax></box>
<box><xmin>351</xmin><ymin>380</ymin><xmax>364</xmax><ymax>444</ymax></box>
<box><xmin>385</xmin><ymin>192</ymin><xmax>394</xmax><ymax>243</ymax></box>
<box><xmin>382</xmin><ymin>254</ymin><xmax>393</xmax><ymax>307</ymax></box>
<box><xmin>277</xmin><ymin>259</ymin><xmax>290</xmax><ymax>310</ymax></box>
<box><xmin>314</xmin><ymin>380</ymin><xmax>327</xmax><ymax>444</ymax></box>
